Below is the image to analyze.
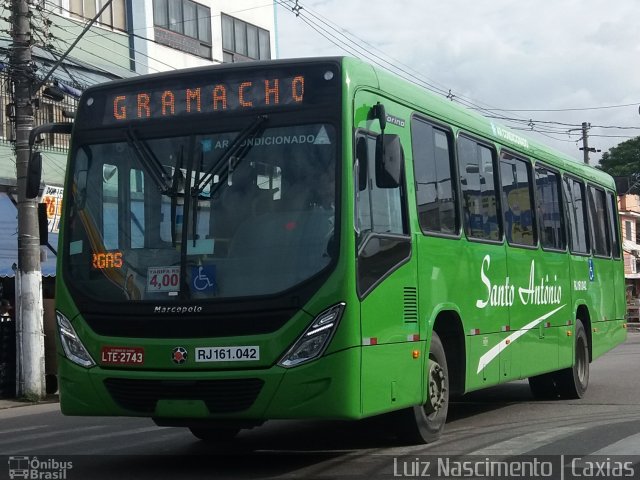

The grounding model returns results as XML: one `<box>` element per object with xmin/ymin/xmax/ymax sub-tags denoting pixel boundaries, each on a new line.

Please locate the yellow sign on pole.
<box><xmin>42</xmin><ymin>185</ymin><xmax>63</xmax><ymax>233</ymax></box>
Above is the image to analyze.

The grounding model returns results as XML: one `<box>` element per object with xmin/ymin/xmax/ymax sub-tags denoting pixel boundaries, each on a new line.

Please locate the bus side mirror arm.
<box><xmin>26</xmin><ymin>122</ymin><xmax>73</xmax><ymax>199</ymax></box>
<box><xmin>371</xmin><ymin>103</ymin><xmax>386</xmax><ymax>132</ymax></box>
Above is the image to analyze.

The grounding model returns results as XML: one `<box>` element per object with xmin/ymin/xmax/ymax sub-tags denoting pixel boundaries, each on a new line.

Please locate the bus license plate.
<box><xmin>195</xmin><ymin>346</ymin><xmax>260</xmax><ymax>362</ymax></box>
<box><xmin>101</xmin><ymin>346</ymin><xmax>144</xmax><ymax>365</ymax></box>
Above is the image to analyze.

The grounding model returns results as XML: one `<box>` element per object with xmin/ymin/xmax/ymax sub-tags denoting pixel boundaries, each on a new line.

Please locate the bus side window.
<box><xmin>563</xmin><ymin>177</ymin><xmax>589</xmax><ymax>254</ymax></box>
<box><xmin>457</xmin><ymin>136</ymin><xmax>501</xmax><ymax>242</ymax></box>
<box><xmin>587</xmin><ymin>185</ymin><xmax>610</xmax><ymax>257</ymax></box>
<box><xmin>410</xmin><ymin>117</ymin><xmax>457</xmax><ymax>235</ymax></box>
<box><xmin>535</xmin><ymin>167</ymin><xmax>566</xmax><ymax>250</ymax></box>
<box><xmin>355</xmin><ymin>131</ymin><xmax>410</xmax><ymax>296</ymax></box>
<box><xmin>606</xmin><ymin>191</ymin><xmax>621</xmax><ymax>259</ymax></box>
<box><xmin>355</xmin><ymin>132</ymin><xmax>407</xmax><ymax>238</ymax></box>
<box><xmin>500</xmin><ymin>153</ymin><xmax>535</xmax><ymax>246</ymax></box>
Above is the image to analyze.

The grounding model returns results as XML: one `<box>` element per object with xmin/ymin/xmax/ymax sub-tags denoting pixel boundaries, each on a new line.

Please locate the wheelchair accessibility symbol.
<box><xmin>191</xmin><ymin>266</ymin><xmax>216</xmax><ymax>293</ymax></box>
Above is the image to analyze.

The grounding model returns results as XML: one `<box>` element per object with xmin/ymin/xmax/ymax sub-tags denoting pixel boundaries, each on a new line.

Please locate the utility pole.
<box><xmin>10</xmin><ymin>0</ymin><xmax>45</xmax><ymax>399</ymax></box>
<box><xmin>581</xmin><ymin>122</ymin><xmax>590</xmax><ymax>165</ymax></box>
<box><xmin>578</xmin><ymin>122</ymin><xmax>601</xmax><ymax>166</ymax></box>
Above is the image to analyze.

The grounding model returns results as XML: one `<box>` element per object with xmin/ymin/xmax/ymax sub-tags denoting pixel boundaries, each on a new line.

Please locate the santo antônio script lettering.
<box><xmin>475</xmin><ymin>255</ymin><xmax>562</xmax><ymax>309</ymax></box>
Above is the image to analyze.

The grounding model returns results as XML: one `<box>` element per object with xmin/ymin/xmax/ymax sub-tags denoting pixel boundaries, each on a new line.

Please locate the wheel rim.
<box><xmin>425</xmin><ymin>360</ymin><xmax>446</xmax><ymax>416</ymax></box>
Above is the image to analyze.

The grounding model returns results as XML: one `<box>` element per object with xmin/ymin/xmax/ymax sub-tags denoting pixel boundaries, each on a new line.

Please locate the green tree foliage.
<box><xmin>598</xmin><ymin>136</ymin><xmax>640</xmax><ymax>176</ymax></box>
<box><xmin>597</xmin><ymin>136</ymin><xmax>640</xmax><ymax>194</ymax></box>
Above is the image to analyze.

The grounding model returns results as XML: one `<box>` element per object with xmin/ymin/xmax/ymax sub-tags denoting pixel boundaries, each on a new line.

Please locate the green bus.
<box><xmin>32</xmin><ymin>57</ymin><xmax>626</xmax><ymax>443</ymax></box>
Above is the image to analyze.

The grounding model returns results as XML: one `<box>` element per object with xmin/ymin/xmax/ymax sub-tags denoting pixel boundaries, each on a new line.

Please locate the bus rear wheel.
<box><xmin>528</xmin><ymin>372</ymin><xmax>559</xmax><ymax>400</ymax></box>
<box><xmin>528</xmin><ymin>319</ymin><xmax>589</xmax><ymax>400</ymax></box>
<box><xmin>393</xmin><ymin>331</ymin><xmax>449</xmax><ymax>444</ymax></box>
<box><xmin>189</xmin><ymin>426</ymin><xmax>240</xmax><ymax>443</ymax></box>
<box><xmin>555</xmin><ymin>319</ymin><xmax>589</xmax><ymax>399</ymax></box>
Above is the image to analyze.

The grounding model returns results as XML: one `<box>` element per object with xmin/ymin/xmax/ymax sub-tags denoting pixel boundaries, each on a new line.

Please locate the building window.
<box><xmin>625</xmin><ymin>220</ymin><xmax>632</xmax><ymax>241</ymax></box>
<box><xmin>153</xmin><ymin>0</ymin><xmax>212</xmax><ymax>59</ymax></box>
<box><xmin>221</xmin><ymin>14</ymin><xmax>270</xmax><ymax>63</ymax></box>
<box><xmin>70</xmin><ymin>0</ymin><xmax>126</xmax><ymax>31</ymax></box>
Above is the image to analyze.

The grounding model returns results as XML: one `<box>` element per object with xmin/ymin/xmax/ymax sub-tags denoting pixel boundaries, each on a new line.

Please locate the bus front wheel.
<box><xmin>393</xmin><ymin>331</ymin><xmax>449</xmax><ymax>444</ymax></box>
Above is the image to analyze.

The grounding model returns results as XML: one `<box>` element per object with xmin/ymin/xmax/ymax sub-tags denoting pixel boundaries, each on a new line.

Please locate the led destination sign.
<box><xmin>105</xmin><ymin>74</ymin><xmax>306</xmax><ymax>123</ymax></box>
<box><xmin>74</xmin><ymin>63</ymin><xmax>341</xmax><ymax>128</ymax></box>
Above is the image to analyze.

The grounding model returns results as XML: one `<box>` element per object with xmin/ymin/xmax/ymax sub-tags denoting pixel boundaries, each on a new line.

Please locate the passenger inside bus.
<box><xmin>209</xmin><ymin>162</ymin><xmax>264</xmax><ymax>252</ymax></box>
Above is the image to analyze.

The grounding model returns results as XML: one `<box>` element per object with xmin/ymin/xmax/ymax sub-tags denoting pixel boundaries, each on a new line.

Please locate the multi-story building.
<box><xmin>0</xmin><ymin>0</ymin><xmax>276</xmax><ymax>270</ymax></box>
<box><xmin>618</xmin><ymin>194</ymin><xmax>640</xmax><ymax>320</ymax></box>
<box><xmin>0</xmin><ymin>1</ymin><xmax>276</xmax><ymax>395</ymax></box>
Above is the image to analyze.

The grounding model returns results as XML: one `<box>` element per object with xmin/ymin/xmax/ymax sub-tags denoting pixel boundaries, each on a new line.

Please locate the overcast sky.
<box><xmin>274</xmin><ymin>0</ymin><xmax>640</xmax><ymax>166</ymax></box>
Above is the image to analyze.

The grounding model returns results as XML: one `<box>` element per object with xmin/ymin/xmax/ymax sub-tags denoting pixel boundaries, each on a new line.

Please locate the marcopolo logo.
<box><xmin>153</xmin><ymin>305</ymin><xmax>203</xmax><ymax>314</ymax></box>
<box><xmin>8</xmin><ymin>456</ymin><xmax>73</xmax><ymax>480</ymax></box>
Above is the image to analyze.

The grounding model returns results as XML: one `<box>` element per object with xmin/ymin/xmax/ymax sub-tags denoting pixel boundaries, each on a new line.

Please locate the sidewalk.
<box><xmin>0</xmin><ymin>394</ymin><xmax>59</xmax><ymax>410</ymax></box>
<box><xmin>627</xmin><ymin>322</ymin><xmax>640</xmax><ymax>332</ymax></box>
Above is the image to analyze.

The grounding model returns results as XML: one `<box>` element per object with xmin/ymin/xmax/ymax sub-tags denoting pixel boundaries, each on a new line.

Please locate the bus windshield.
<box><xmin>64</xmin><ymin>122</ymin><xmax>337</xmax><ymax>302</ymax></box>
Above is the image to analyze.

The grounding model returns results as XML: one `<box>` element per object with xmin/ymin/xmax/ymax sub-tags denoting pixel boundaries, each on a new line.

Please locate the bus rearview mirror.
<box><xmin>26</xmin><ymin>151</ymin><xmax>42</xmax><ymax>199</ymax></box>
<box><xmin>38</xmin><ymin>202</ymin><xmax>49</xmax><ymax>246</ymax></box>
<box><xmin>375</xmin><ymin>134</ymin><xmax>403</xmax><ymax>189</ymax></box>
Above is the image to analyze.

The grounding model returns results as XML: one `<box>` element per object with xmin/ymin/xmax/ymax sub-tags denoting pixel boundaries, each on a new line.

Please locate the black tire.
<box><xmin>528</xmin><ymin>372</ymin><xmax>559</xmax><ymax>400</ymax></box>
<box><xmin>189</xmin><ymin>426</ymin><xmax>240</xmax><ymax>443</ymax></box>
<box><xmin>555</xmin><ymin>319</ymin><xmax>589</xmax><ymax>399</ymax></box>
<box><xmin>394</xmin><ymin>331</ymin><xmax>449</xmax><ymax>444</ymax></box>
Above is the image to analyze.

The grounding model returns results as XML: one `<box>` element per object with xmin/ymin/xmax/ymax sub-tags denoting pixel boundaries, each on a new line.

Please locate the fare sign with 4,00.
<box><xmin>147</xmin><ymin>266</ymin><xmax>180</xmax><ymax>293</ymax></box>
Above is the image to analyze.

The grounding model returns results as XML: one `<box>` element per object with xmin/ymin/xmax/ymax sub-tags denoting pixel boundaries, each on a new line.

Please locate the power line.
<box><xmin>590</xmin><ymin>134</ymin><xmax>639</xmax><ymax>139</ymax></box>
<box><xmin>275</xmin><ymin>1</ymin><xmax>559</xmax><ymax>135</ymax></box>
<box><xmin>277</xmin><ymin>0</ymin><xmax>548</xmax><ymax>124</ymax></box>
<box><xmin>43</xmin><ymin>0</ymin><xmax>262</xmax><ymax>65</ymax></box>
<box><xmin>50</xmin><ymin>25</ymin><xmax>166</xmax><ymax>75</ymax></box>
<box><xmin>40</xmin><ymin>4</ymin><xmax>179</xmax><ymax>73</ymax></box>
<box><xmin>277</xmin><ymin>0</ymin><xmax>638</xmax><ymax>151</ymax></box>
<box><xmin>482</xmin><ymin>102</ymin><xmax>640</xmax><ymax>113</ymax></box>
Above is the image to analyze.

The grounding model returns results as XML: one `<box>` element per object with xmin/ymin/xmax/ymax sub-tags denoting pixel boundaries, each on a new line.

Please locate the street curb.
<box><xmin>0</xmin><ymin>395</ymin><xmax>59</xmax><ymax>410</ymax></box>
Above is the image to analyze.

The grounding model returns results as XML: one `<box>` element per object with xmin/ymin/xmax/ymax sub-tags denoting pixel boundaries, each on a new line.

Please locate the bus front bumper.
<box><xmin>57</xmin><ymin>347</ymin><xmax>361</xmax><ymax>420</ymax></box>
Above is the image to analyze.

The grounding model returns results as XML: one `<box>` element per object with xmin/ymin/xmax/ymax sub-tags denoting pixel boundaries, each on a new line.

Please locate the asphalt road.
<box><xmin>1</xmin><ymin>332</ymin><xmax>640</xmax><ymax>479</ymax></box>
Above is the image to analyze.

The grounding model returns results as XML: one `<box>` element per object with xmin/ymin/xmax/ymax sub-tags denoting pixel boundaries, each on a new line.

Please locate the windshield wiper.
<box><xmin>193</xmin><ymin>114</ymin><xmax>268</xmax><ymax>197</ymax></box>
<box><xmin>191</xmin><ymin>150</ymin><xmax>204</xmax><ymax>249</ymax></box>
<box><xmin>171</xmin><ymin>146</ymin><xmax>184</xmax><ymax>247</ymax></box>
<box><xmin>126</xmin><ymin>127</ymin><xmax>173</xmax><ymax>195</ymax></box>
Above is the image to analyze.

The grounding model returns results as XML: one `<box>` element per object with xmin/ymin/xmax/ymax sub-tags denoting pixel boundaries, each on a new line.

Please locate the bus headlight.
<box><xmin>56</xmin><ymin>311</ymin><xmax>95</xmax><ymax>368</ymax></box>
<box><xmin>278</xmin><ymin>303</ymin><xmax>345</xmax><ymax>368</ymax></box>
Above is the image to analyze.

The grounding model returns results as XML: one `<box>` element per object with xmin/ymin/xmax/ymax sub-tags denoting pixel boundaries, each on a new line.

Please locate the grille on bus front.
<box><xmin>103</xmin><ymin>378</ymin><xmax>264</xmax><ymax>414</ymax></box>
